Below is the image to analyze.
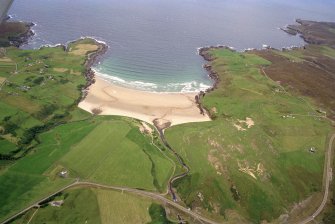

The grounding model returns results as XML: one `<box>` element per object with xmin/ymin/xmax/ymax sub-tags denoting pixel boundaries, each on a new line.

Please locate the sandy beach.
<box><xmin>78</xmin><ymin>77</ymin><xmax>211</xmax><ymax>126</ymax></box>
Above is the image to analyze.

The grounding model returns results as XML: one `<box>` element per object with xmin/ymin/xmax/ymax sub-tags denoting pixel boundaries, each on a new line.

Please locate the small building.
<box><xmin>309</xmin><ymin>147</ymin><xmax>316</xmax><ymax>153</ymax></box>
<box><xmin>59</xmin><ymin>170</ymin><xmax>68</xmax><ymax>178</ymax></box>
<box><xmin>49</xmin><ymin>200</ymin><xmax>64</xmax><ymax>207</ymax></box>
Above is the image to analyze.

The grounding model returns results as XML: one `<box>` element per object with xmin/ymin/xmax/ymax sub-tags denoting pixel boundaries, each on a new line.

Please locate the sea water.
<box><xmin>9</xmin><ymin>0</ymin><xmax>335</xmax><ymax>92</ymax></box>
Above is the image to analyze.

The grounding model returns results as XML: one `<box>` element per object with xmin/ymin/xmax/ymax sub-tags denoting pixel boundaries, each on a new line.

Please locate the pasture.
<box><xmin>12</xmin><ymin>187</ymin><xmax>176</xmax><ymax>224</ymax></box>
<box><xmin>0</xmin><ymin>116</ymin><xmax>174</xmax><ymax>221</ymax></box>
<box><xmin>23</xmin><ymin>189</ymin><xmax>101</xmax><ymax>224</ymax></box>
<box><xmin>166</xmin><ymin>48</ymin><xmax>332</xmax><ymax>222</ymax></box>
<box><xmin>60</xmin><ymin>119</ymin><xmax>174</xmax><ymax>191</ymax></box>
<box><xmin>0</xmin><ymin>38</ymin><xmax>101</xmax><ymax>159</ymax></box>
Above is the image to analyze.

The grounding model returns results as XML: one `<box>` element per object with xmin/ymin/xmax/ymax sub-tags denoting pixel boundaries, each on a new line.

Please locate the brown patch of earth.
<box><xmin>233</xmin><ymin>117</ymin><xmax>254</xmax><ymax>131</ymax></box>
<box><xmin>69</xmin><ymin>44</ymin><xmax>99</xmax><ymax>56</ymax></box>
<box><xmin>0</xmin><ymin>77</ymin><xmax>6</xmax><ymax>85</ymax></box>
<box><xmin>53</xmin><ymin>67</ymin><xmax>68</xmax><ymax>73</ymax></box>
<box><xmin>0</xmin><ymin>57</ymin><xmax>12</xmax><ymax>62</ymax></box>
<box><xmin>255</xmin><ymin>46</ymin><xmax>335</xmax><ymax>120</ymax></box>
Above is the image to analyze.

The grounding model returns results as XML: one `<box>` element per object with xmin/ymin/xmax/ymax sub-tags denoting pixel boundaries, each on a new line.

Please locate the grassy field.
<box><xmin>0</xmin><ymin>38</ymin><xmax>104</xmax><ymax>221</ymax></box>
<box><xmin>17</xmin><ymin>189</ymin><xmax>101</xmax><ymax>224</ymax></box>
<box><xmin>94</xmin><ymin>189</ymin><xmax>152</xmax><ymax>224</ymax></box>
<box><xmin>60</xmin><ymin>118</ymin><xmax>173</xmax><ymax>191</ymax></box>
<box><xmin>0</xmin><ymin>116</ymin><xmax>174</xmax><ymax>221</ymax></box>
<box><xmin>0</xmin><ymin>38</ymin><xmax>101</xmax><ymax>161</ymax></box>
<box><xmin>0</xmin><ymin>119</ymin><xmax>96</xmax><ymax>220</ymax></box>
<box><xmin>166</xmin><ymin>48</ymin><xmax>332</xmax><ymax>223</ymax></box>
<box><xmin>12</xmin><ymin>188</ymin><xmax>176</xmax><ymax>224</ymax></box>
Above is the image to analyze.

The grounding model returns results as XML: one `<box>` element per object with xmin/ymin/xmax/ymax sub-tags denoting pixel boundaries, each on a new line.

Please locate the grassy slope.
<box><xmin>13</xmin><ymin>188</ymin><xmax>176</xmax><ymax>224</ymax></box>
<box><xmin>0</xmin><ymin>116</ymin><xmax>174</xmax><ymax>221</ymax></box>
<box><xmin>0</xmin><ymin>39</ymin><xmax>92</xmax><ymax>160</ymax></box>
<box><xmin>254</xmin><ymin>45</ymin><xmax>335</xmax><ymax>119</ymax></box>
<box><xmin>60</xmin><ymin>118</ymin><xmax>173</xmax><ymax>191</ymax></box>
<box><xmin>166</xmin><ymin>48</ymin><xmax>331</xmax><ymax>222</ymax></box>
<box><xmin>94</xmin><ymin>189</ymin><xmax>152</xmax><ymax>224</ymax></box>
<box><xmin>0</xmin><ymin>39</ymin><xmax>99</xmax><ymax>219</ymax></box>
<box><xmin>25</xmin><ymin>189</ymin><xmax>101</xmax><ymax>224</ymax></box>
<box><xmin>0</xmin><ymin>120</ymin><xmax>95</xmax><ymax>220</ymax></box>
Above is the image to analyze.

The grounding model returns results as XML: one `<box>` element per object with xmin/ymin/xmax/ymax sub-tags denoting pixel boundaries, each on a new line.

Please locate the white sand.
<box><xmin>78</xmin><ymin>77</ymin><xmax>211</xmax><ymax>126</ymax></box>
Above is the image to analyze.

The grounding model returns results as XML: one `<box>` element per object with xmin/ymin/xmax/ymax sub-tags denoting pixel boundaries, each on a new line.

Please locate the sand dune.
<box><xmin>78</xmin><ymin>77</ymin><xmax>211</xmax><ymax>126</ymax></box>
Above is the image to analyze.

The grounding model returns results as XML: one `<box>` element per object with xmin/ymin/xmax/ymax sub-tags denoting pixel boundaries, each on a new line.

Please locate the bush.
<box><xmin>148</xmin><ymin>203</ymin><xmax>173</xmax><ymax>224</ymax></box>
<box><xmin>91</xmin><ymin>108</ymin><xmax>102</xmax><ymax>115</ymax></box>
<box><xmin>35</xmin><ymin>104</ymin><xmax>58</xmax><ymax>120</ymax></box>
<box><xmin>19</xmin><ymin>125</ymin><xmax>46</xmax><ymax>145</ymax></box>
<box><xmin>33</xmin><ymin>77</ymin><xmax>44</xmax><ymax>85</ymax></box>
<box><xmin>2</xmin><ymin>120</ymin><xmax>19</xmax><ymax>136</ymax></box>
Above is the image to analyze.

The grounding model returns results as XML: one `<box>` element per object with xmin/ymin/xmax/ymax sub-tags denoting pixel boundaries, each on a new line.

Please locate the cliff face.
<box><xmin>0</xmin><ymin>0</ymin><xmax>14</xmax><ymax>23</ymax></box>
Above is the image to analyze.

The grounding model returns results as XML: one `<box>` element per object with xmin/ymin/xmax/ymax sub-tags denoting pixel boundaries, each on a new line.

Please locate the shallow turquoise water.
<box><xmin>9</xmin><ymin>0</ymin><xmax>335</xmax><ymax>92</ymax></box>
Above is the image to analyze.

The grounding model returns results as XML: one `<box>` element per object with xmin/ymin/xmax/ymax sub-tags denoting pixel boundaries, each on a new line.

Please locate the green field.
<box><xmin>0</xmin><ymin>116</ymin><xmax>174</xmax><ymax>221</ymax></box>
<box><xmin>166</xmin><ymin>48</ymin><xmax>332</xmax><ymax>222</ymax></box>
<box><xmin>60</xmin><ymin>119</ymin><xmax>173</xmax><ymax>191</ymax></box>
<box><xmin>13</xmin><ymin>189</ymin><xmax>101</xmax><ymax>224</ymax></box>
<box><xmin>94</xmin><ymin>189</ymin><xmax>152</xmax><ymax>224</ymax></box>
<box><xmin>0</xmin><ymin>38</ymin><xmax>100</xmax><ymax>161</ymax></box>
<box><xmin>11</xmin><ymin>188</ymin><xmax>175</xmax><ymax>224</ymax></box>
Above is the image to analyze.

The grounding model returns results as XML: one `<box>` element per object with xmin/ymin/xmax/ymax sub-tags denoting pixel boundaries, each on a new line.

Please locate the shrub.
<box><xmin>33</xmin><ymin>77</ymin><xmax>44</xmax><ymax>85</ymax></box>
<box><xmin>35</xmin><ymin>104</ymin><xmax>58</xmax><ymax>120</ymax></box>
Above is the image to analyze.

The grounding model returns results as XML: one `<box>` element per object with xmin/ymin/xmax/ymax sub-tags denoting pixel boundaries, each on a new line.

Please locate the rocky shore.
<box><xmin>196</xmin><ymin>45</ymin><xmax>234</xmax><ymax>117</ymax></box>
<box><xmin>0</xmin><ymin>21</ymin><xmax>35</xmax><ymax>47</ymax></box>
<box><xmin>75</xmin><ymin>39</ymin><xmax>108</xmax><ymax>100</ymax></box>
<box><xmin>282</xmin><ymin>19</ymin><xmax>335</xmax><ymax>47</ymax></box>
<box><xmin>9</xmin><ymin>22</ymin><xmax>35</xmax><ymax>47</ymax></box>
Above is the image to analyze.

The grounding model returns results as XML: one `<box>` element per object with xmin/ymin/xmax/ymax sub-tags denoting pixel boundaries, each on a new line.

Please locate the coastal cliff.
<box><xmin>0</xmin><ymin>21</ymin><xmax>34</xmax><ymax>47</ymax></box>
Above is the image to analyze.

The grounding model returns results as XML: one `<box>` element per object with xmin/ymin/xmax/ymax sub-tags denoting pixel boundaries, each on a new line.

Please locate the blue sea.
<box><xmin>9</xmin><ymin>0</ymin><xmax>335</xmax><ymax>92</ymax></box>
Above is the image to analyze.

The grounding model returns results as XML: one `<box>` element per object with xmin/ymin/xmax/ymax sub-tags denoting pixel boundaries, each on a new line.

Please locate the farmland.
<box><xmin>0</xmin><ymin>115</ymin><xmax>175</xmax><ymax>221</ymax></box>
<box><xmin>11</xmin><ymin>188</ymin><xmax>177</xmax><ymax>224</ymax></box>
<box><xmin>0</xmin><ymin>38</ymin><xmax>104</xmax><ymax>162</ymax></box>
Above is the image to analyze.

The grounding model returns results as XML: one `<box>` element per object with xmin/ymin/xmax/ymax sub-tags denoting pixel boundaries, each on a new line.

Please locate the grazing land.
<box><xmin>166</xmin><ymin>20</ymin><xmax>335</xmax><ymax>223</ymax></box>
<box><xmin>0</xmin><ymin>38</ymin><xmax>104</xmax><ymax>163</ymax></box>
<box><xmin>12</xmin><ymin>189</ymin><xmax>101</xmax><ymax>224</ymax></box>
<box><xmin>0</xmin><ymin>116</ymin><xmax>174</xmax><ymax>221</ymax></box>
<box><xmin>59</xmin><ymin>118</ymin><xmax>174</xmax><ymax>191</ymax></box>
<box><xmin>94</xmin><ymin>189</ymin><xmax>152</xmax><ymax>224</ymax></box>
<box><xmin>11</xmin><ymin>188</ymin><xmax>177</xmax><ymax>224</ymax></box>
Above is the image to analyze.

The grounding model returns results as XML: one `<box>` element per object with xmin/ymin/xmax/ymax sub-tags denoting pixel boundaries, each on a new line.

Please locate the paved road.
<box><xmin>0</xmin><ymin>180</ymin><xmax>80</xmax><ymax>224</ymax></box>
<box><xmin>76</xmin><ymin>181</ymin><xmax>219</xmax><ymax>224</ymax></box>
<box><xmin>1</xmin><ymin>180</ymin><xmax>219</xmax><ymax>224</ymax></box>
<box><xmin>298</xmin><ymin>133</ymin><xmax>335</xmax><ymax>224</ymax></box>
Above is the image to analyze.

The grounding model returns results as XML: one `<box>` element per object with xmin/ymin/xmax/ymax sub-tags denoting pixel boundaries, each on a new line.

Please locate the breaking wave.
<box><xmin>93</xmin><ymin>69</ymin><xmax>212</xmax><ymax>93</ymax></box>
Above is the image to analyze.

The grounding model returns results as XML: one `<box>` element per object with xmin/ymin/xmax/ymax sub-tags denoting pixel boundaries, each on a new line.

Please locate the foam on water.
<box><xmin>94</xmin><ymin>69</ymin><xmax>211</xmax><ymax>93</ymax></box>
